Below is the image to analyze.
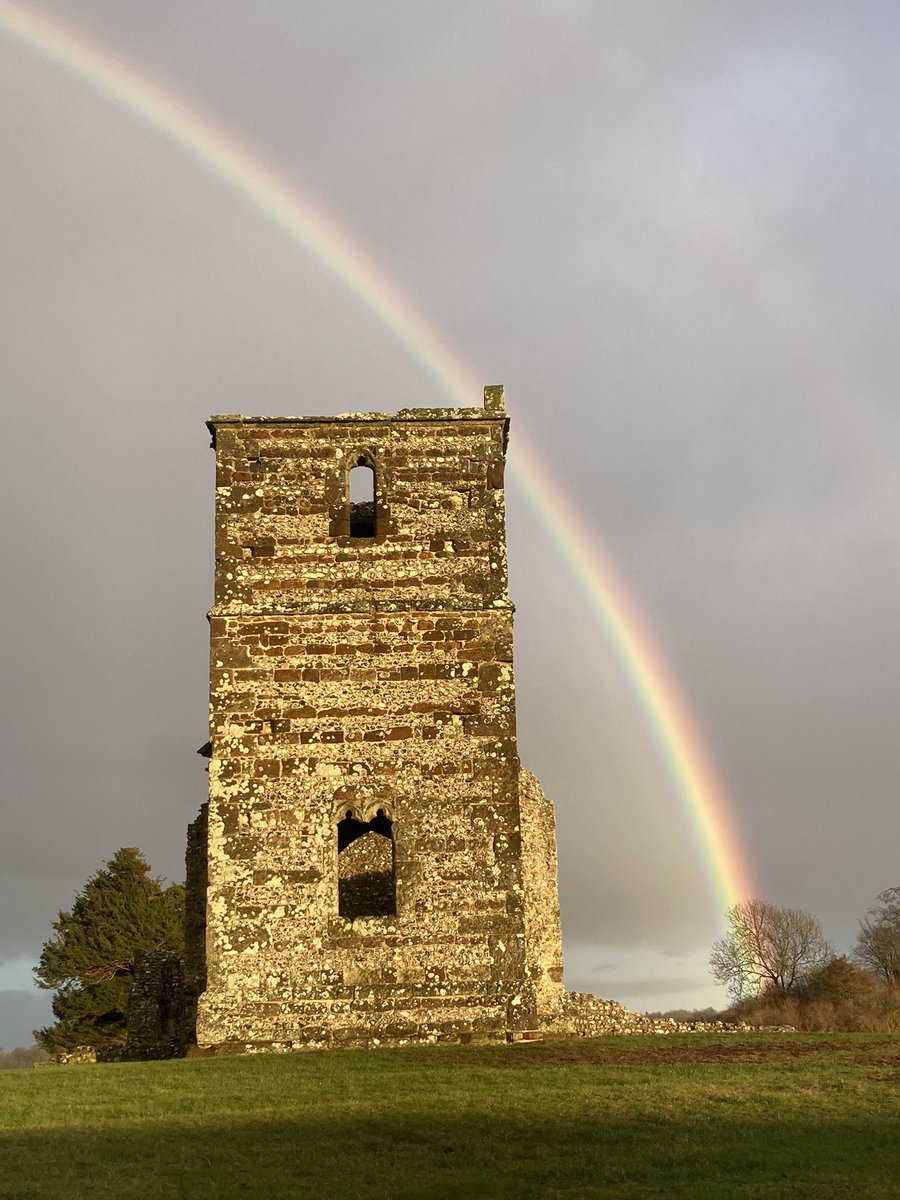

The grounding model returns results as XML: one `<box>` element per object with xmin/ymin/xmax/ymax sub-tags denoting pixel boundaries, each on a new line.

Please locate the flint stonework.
<box><xmin>189</xmin><ymin>387</ymin><xmax>567</xmax><ymax>1050</ymax></box>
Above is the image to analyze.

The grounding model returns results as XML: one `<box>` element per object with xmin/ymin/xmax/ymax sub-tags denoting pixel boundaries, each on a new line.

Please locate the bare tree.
<box><xmin>854</xmin><ymin>887</ymin><xmax>900</xmax><ymax>984</ymax></box>
<box><xmin>0</xmin><ymin>1045</ymin><xmax>50</xmax><ymax>1070</ymax></box>
<box><xmin>710</xmin><ymin>899</ymin><xmax>832</xmax><ymax>1002</ymax></box>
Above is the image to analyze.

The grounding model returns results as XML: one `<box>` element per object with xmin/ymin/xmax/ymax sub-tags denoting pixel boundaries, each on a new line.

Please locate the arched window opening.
<box><xmin>338</xmin><ymin>809</ymin><xmax>396</xmax><ymax>918</ymax></box>
<box><xmin>349</xmin><ymin>459</ymin><xmax>375</xmax><ymax>539</ymax></box>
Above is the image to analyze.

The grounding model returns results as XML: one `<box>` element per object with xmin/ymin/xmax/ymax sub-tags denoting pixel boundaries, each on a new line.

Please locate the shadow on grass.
<box><xmin>2</xmin><ymin>1107</ymin><xmax>900</xmax><ymax>1200</ymax></box>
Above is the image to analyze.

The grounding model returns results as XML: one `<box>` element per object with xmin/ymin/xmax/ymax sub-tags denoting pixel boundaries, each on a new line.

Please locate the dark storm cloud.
<box><xmin>2</xmin><ymin>1</ymin><xmax>899</xmax><ymax>1030</ymax></box>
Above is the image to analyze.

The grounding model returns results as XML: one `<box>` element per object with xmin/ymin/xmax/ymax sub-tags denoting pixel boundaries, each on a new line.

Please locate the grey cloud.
<box><xmin>0</xmin><ymin>992</ymin><xmax>53</xmax><ymax>1053</ymax></box>
<box><xmin>592</xmin><ymin>977</ymin><xmax>713</xmax><ymax>999</ymax></box>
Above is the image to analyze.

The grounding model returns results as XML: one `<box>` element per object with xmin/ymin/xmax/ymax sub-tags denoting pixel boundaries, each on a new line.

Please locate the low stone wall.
<box><xmin>50</xmin><ymin>1045</ymin><xmax>128</xmax><ymax>1064</ymax></box>
<box><xmin>54</xmin><ymin>1046</ymin><xmax>100</xmax><ymax>1065</ymax></box>
<box><xmin>543</xmin><ymin>991</ymin><xmax>747</xmax><ymax>1036</ymax></box>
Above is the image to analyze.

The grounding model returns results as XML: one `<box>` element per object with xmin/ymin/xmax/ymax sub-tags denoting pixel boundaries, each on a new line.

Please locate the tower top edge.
<box><xmin>207</xmin><ymin>386</ymin><xmax>506</xmax><ymax>433</ymax></box>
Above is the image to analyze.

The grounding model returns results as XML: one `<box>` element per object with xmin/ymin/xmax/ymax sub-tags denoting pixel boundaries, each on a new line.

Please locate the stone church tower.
<box><xmin>188</xmin><ymin>386</ymin><xmax>564</xmax><ymax>1050</ymax></box>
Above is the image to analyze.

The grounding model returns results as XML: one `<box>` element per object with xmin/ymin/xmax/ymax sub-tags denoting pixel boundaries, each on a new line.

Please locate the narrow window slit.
<box><xmin>349</xmin><ymin>459</ymin><xmax>376</xmax><ymax>539</ymax></box>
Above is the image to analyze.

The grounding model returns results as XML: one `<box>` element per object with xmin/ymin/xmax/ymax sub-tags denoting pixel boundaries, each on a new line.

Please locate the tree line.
<box><xmin>0</xmin><ymin>1045</ymin><xmax>49</xmax><ymax>1069</ymax></box>
<box><xmin>710</xmin><ymin>890</ymin><xmax>900</xmax><ymax>1030</ymax></box>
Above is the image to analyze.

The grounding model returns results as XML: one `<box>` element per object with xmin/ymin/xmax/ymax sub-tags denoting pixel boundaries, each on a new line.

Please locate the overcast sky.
<box><xmin>2</xmin><ymin>0</ymin><xmax>900</xmax><ymax>1048</ymax></box>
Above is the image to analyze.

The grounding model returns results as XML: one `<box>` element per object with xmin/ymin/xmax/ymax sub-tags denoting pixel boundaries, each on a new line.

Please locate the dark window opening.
<box><xmin>349</xmin><ymin>460</ymin><xmax>376</xmax><ymax>538</ymax></box>
<box><xmin>338</xmin><ymin>808</ymin><xmax>396</xmax><ymax>918</ymax></box>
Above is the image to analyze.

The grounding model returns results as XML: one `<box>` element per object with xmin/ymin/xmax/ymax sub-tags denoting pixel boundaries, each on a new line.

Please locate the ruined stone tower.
<box><xmin>190</xmin><ymin>386</ymin><xmax>564</xmax><ymax>1050</ymax></box>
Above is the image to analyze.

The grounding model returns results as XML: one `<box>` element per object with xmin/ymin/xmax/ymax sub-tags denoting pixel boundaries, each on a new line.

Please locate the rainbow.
<box><xmin>515</xmin><ymin>440</ymin><xmax>753</xmax><ymax>909</ymax></box>
<box><xmin>0</xmin><ymin>1</ymin><xmax>753</xmax><ymax>913</ymax></box>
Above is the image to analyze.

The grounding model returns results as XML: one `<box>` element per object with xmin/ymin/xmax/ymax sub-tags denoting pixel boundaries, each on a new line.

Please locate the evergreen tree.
<box><xmin>34</xmin><ymin>848</ymin><xmax>184</xmax><ymax>1053</ymax></box>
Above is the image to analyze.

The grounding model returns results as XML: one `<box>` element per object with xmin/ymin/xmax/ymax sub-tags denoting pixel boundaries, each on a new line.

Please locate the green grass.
<box><xmin>1</xmin><ymin>1034</ymin><xmax>899</xmax><ymax>1198</ymax></box>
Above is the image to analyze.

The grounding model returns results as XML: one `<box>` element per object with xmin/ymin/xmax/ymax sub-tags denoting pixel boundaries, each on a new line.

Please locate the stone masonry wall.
<box><xmin>209</xmin><ymin>399</ymin><xmax>510</xmax><ymax>617</ymax></box>
<box><xmin>195</xmin><ymin>388</ymin><xmax>563</xmax><ymax>1050</ymax></box>
<box><xmin>183</xmin><ymin>804</ymin><xmax>208</xmax><ymax>1041</ymax></box>
<box><xmin>519</xmin><ymin>770</ymin><xmax>565</xmax><ymax>1017</ymax></box>
<box><xmin>126</xmin><ymin>950</ymin><xmax>187</xmax><ymax>1060</ymax></box>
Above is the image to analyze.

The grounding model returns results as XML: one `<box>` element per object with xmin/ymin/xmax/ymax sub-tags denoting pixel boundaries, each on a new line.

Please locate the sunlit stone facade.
<box><xmin>188</xmin><ymin>387</ymin><xmax>564</xmax><ymax>1050</ymax></box>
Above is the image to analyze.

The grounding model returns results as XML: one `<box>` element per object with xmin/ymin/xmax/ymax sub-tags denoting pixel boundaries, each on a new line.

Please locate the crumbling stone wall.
<box><xmin>544</xmin><ymin>992</ymin><xmax>752</xmax><ymax>1036</ymax></box>
<box><xmin>193</xmin><ymin>387</ymin><xmax>567</xmax><ymax>1050</ymax></box>
<box><xmin>519</xmin><ymin>770</ymin><xmax>565</xmax><ymax>1016</ymax></box>
<box><xmin>125</xmin><ymin>950</ymin><xmax>187</xmax><ymax>1059</ymax></box>
<box><xmin>183</xmin><ymin>803</ymin><xmax>208</xmax><ymax>1041</ymax></box>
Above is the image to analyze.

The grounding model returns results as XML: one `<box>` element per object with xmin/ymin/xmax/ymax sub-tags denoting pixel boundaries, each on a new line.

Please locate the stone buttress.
<box><xmin>191</xmin><ymin>387</ymin><xmax>564</xmax><ymax>1050</ymax></box>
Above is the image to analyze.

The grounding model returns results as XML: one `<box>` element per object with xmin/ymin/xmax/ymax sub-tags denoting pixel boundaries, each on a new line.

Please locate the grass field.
<box><xmin>1</xmin><ymin>1033</ymin><xmax>899</xmax><ymax>1198</ymax></box>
